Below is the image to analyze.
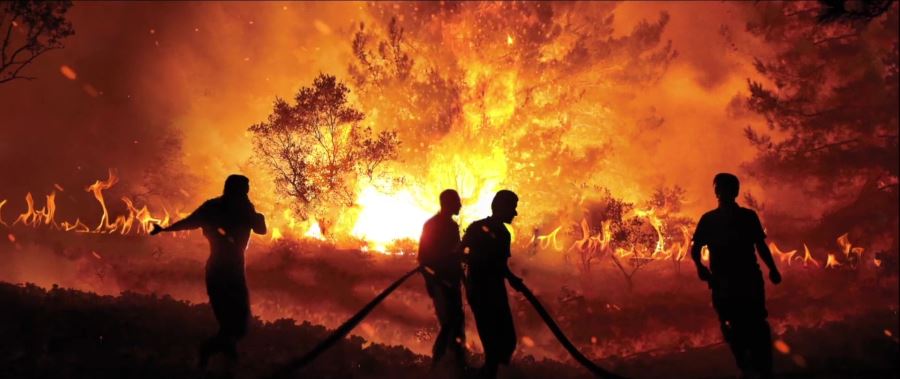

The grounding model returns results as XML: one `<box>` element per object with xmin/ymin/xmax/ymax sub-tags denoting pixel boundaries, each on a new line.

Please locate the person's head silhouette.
<box><xmin>439</xmin><ymin>189</ymin><xmax>462</xmax><ymax>216</ymax></box>
<box><xmin>713</xmin><ymin>173</ymin><xmax>740</xmax><ymax>203</ymax></box>
<box><xmin>223</xmin><ymin>174</ymin><xmax>251</xmax><ymax>200</ymax></box>
<box><xmin>491</xmin><ymin>190</ymin><xmax>518</xmax><ymax>224</ymax></box>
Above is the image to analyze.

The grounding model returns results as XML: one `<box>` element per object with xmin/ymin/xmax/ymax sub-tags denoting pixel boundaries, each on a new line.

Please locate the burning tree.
<box><xmin>645</xmin><ymin>186</ymin><xmax>694</xmax><ymax>272</ymax></box>
<box><xmin>341</xmin><ymin>4</ymin><xmax>678</xmax><ymax>228</ymax></box>
<box><xmin>742</xmin><ymin>1</ymin><xmax>898</xmax><ymax>253</ymax></box>
<box><xmin>1</xmin><ymin>0</ymin><xmax>73</xmax><ymax>84</ymax></box>
<box><xmin>348</xmin><ymin>17</ymin><xmax>463</xmax><ymax>146</ymax></box>
<box><xmin>249</xmin><ymin>73</ymin><xmax>400</xmax><ymax>227</ymax></box>
<box><xmin>562</xmin><ymin>187</ymin><xmax>694</xmax><ymax>292</ymax></box>
<box><xmin>567</xmin><ymin>189</ymin><xmax>630</xmax><ymax>277</ymax></box>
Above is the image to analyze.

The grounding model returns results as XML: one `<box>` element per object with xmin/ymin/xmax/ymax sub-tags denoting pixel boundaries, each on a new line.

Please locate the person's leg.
<box><xmin>222</xmin><ymin>279</ymin><xmax>250</xmax><ymax>366</ymax></box>
<box><xmin>467</xmin><ymin>280</ymin><xmax>498</xmax><ymax>379</ymax></box>
<box><xmin>748</xmin><ymin>319</ymin><xmax>773</xmax><ymax>379</ymax></box>
<box><xmin>750</xmin><ymin>276</ymin><xmax>773</xmax><ymax>379</ymax></box>
<box><xmin>714</xmin><ymin>289</ymin><xmax>751</xmax><ymax>374</ymax></box>
<box><xmin>478</xmin><ymin>357</ymin><xmax>499</xmax><ymax>379</ymax></box>
<box><xmin>205</xmin><ymin>274</ymin><xmax>249</xmax><ymax>371</ymax></box>
<box><xmin>429</xmin><ymin>279</ymin><xmax>451</xmax><ymax>367</ymax></box>
<box><xmin>198</xmin><ymin>334</ymin><xmax>222</xmax><ymax>370</ymax></box>
<box><xmin>495</xmin><ymin>286</ymin><xmax>516</xmax><ymax>366</ymax></box>
<box><xmin>476</xmin><ymin>280</ymin><xmax>514</xmax><ymax>379</ymax></box>
<box><xmin>721</xmin><ymin>320</ymin><xmax>750</xmax><ymax>372</ymax></box>
<box><xmin>446</xmin><ymin>284</ymin><xmax>467</xmax><ymax>370</ymax></box>
<box><xmin>432</xmin><ymin>326</ymin><xmax>450</xmax><ymax>367</ymax></box>
<box><xmin>202</xmin><ymin>275</ymin><xmax>228</xmax><ymax>369</ymax></box>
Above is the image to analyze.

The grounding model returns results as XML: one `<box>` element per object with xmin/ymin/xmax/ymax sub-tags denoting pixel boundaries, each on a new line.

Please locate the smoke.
<box><xmin>0</xmin><ymin>1</ymin><xmax>816</xmax><ymax>224</ymax></box>
<box><xmin>0</xmin><ymin>2</ymin><xmax>371</xmax><ymax>219</ymax></box>
<box><xmin>0</xmin><ymin>0</ymin><xmax>896</xmax><ymax>362</ymax></box>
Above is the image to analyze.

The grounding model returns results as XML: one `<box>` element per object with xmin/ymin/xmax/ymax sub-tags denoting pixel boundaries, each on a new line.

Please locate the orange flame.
<box><xmin>836</xmin><ymin>233</ymin><xmax>852</xmax><ymax>255</ymax></box>
<box><xmin>634</xmin><ymin>208</ymin><xmax>665</xmax><ymax>256</ymax></box>
<box><xmin>773</xmin><ymin>339</ymin><xmax>791</xmax><ymax>354</ymax></box>
<box><xmin>801</xmin><ymin>244</ymin><xmax>821</xmax><ymax>268</ymax></box>
<box><xmin>536</xmin><ymin>225</ymin><xmax>563</xmax><ymax>251</ymax></box>
<box><xmin>12</xmin><ymin>191</ymin><xmax>58</xmax><ymax>228</ymax></box>
<box><xmin>675</xmin><ymin>225</ymin><xmax>692</xmax><ymax>261</ymax></box>
<box><xmin>1</xmin><ymin>169</ymin><xmax>168</xmax><ymax>236</ymax></box>
<box><xmin>770</xmin><ymin>242</ymin><xmax>797</xmax><ymax>266</ymax></box>
<box><xmin>0</xmin><ymin>199</ymin><xmax>6</xmax><ymax>226</ymax></box>
<box><xmin>304</xmin><ymin>219</ymin><xmax>325</xmax><ymax>240</ymax></box>
<box><xmin>85</xmin><ymin>169</ymin><xmax>120</xmax><ymax>232</ymax></box>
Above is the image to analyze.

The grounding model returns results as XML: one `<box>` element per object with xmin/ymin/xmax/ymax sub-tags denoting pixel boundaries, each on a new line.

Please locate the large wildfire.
<box><xmin>0</xmin><ymin>167</ymin><xmax>878</xmax><ymax>270</ymax></box>
<box><xmin>0</xmin><ymin>1</ymin><xmax>897</xmax><ymax>377</ymax></box>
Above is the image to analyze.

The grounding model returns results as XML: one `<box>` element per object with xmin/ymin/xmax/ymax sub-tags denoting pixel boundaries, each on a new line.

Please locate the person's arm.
<box><xmin>505</xmin><ymin>260</ymin><xmax>526</xmax><ymax>291</ymax></box>
<box><xmin>756</xmin><ymin>240</ymin><xmax>781</xmax><ymax>284</ymax></box>
<box><xmin>443</xmin><ymin>222</ymin><xmax>464</xmax><ymax>274</ymax></box>
<box><xmin>150</xmin><ymin>203</ymin><xmax>207</xmax><ymax>235</ymax></box>
<box><xmin>691</xmin><ymin>216</ymin><xmax>712</xmax><ymax>282</ymax></box>
<box><xmin>499</xmin><ymin>228</ymin><xmax>525</xmax><ymax>291</ymax></box>
<box><xmin>691</xmin><ymin>242</ymin><xmax>712</xmax><ymax>282</ymax></box>
<box><xmin>454</xmin><ymin>224</ymin><xmax>475</xmax><ymax>265</ymax></box>
<box><xmin>752</xmin><ymin>212</ymin><xmax>781</xmax><ymax>284</ymax></box>
<box><xmin>251</xmin><ymin>212</ymin><xmax>267</xmax><ymax>235</ymax></box>
<box><xmin>418</xmin><ymin>222</ymin><xmax>435</xmax><ymax>269</ymax></box>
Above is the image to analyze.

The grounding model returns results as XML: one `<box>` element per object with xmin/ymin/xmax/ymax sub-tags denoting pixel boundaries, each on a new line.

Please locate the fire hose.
<box><xmin>264</xmin><ymin>265</ymin><xmax>423</xmax><ymax>379</ymax></box>
<box><xmin>508</xmin><ymin>275</ymin><xmax>628</xmax><ymax>379</ymax></box>
<box><xmin>266</xmin><ymin>266</ymin><xmax>627</xmax><ymax>379</ymax></box>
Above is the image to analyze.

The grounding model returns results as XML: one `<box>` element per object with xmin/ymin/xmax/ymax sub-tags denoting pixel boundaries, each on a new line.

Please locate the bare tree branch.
<box><xmin>0</xmin><ymin>1</ymin><xmax>74</xmax><ymax>85</ymax></box>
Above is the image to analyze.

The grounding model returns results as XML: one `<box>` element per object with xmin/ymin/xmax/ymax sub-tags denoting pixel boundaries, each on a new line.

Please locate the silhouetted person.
<box><xmin>418</xmin><ymin>189</ymin><xmax>466</xmax><ymax>374</ymax></box>
<box><xmin>691</xmin><ymin>173</ymin><xmax>781</xmax><ymax>379</ymax></box>
<box><xmin>150</xmin><ymin>174</ymin><xmax>266</xmax><ymax>371</ymax></box>
<box><xmin>459</xmin><ymin>190</ymin><xmax>525</xmax><ymax>379</ymax></box>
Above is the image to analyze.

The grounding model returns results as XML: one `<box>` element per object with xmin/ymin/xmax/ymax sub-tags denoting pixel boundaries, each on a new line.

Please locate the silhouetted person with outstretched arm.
<box><xmin>150</xmin><ymin>174</ymin><xmax>266</xmax><ymax>372</ymax></box>
<box><xmin>691</xmin><ymin>173</ymin><xmax>781</xmax><ymax>379</ymax></box>
<box><xmin>418</xmin><ymin>189</ymin><xmax>467</xmax><ymax>375</ymax></box>
<box><xmin>459</xmin><ymin>190</ymin><xmax>525</xmax><ymax>379</ymax></box>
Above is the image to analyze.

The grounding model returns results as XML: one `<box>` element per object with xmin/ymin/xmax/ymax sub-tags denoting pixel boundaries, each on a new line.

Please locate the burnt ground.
<box><xmin>0</xmin><ymin>281</ymin><xmax>896</xmax><ymax>379</ymax></box>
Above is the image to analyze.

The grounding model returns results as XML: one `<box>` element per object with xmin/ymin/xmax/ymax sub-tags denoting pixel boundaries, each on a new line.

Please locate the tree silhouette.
<box><xmin>742</xmin><ymin>1</ymin><xmax>898</xmax><ymax>248</ymax></box>
<box><xmin>249</xmin><ymin>73</ymin><xmax>399</xmax><ymax>222</ymax></box>
<box><xmin>1</xmin><ymin>0</ymin><xmax>74</xmax><ymax>84</ymax></box>
<box><xmin>562</xmin><ymin>187</ymin><xmax>693</xmax><ymax>292</ymax></box>
<box><xmin>816</xmin><ymin>0</ymin><xmax>895</xmax><ymax>24</ymax></box>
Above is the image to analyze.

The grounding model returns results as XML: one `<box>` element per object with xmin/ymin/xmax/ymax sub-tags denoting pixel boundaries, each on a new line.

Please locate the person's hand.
<box><xmin>149</xmin><ymin>224</ymin><xmax>164</xmax><ymax>236</ymax></box>
<box><xmin>769</xmin><ymin>269</ymin><xmax>782</xmax><ymax>285</ymax></box>
<box><xmin>507</xmin><ymin>274</ymin><xmax>526</xmax><ymax>292</ymax></box>
<box><xmin>696</xmin><ymin>265</ymin><xmax>712</xmax><ymax>282</ymax></box>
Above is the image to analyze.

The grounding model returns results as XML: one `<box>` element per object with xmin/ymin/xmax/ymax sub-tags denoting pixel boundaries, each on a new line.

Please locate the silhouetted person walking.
<box><xmin>418</xmin><ymin>189</ymin><xmax>467</xmax><ymax>374</ymax></box>
<box><xmin>150</xmin><ymin>174</ymin><xmax>266</xmax><ymax>372</ymax></box>
<box><xmin>459</xmin><ymin>190</ymin><xmax>525</xmax><ymax>379</ymax></box>
<box><xmin>691</xmin><ymin>173</ymin><xmax>781</xmax><ymax>379</ymax></box>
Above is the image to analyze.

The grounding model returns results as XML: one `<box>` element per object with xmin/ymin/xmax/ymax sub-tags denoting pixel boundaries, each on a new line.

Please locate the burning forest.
<box><xmin>0</xmin><ymin>1</ymin><xmax>897</xmax><ymax>379</ymax></box>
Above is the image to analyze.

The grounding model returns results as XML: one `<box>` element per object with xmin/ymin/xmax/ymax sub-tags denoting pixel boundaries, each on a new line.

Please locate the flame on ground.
<box><xmin>0</xmin><ymin>169</ymin><xmax>885</xmax><ymax>272</ymax></box>
<box><xmin>2</xmin><ymin>170</ymin><xmax>169</xmax><ymax>236</ymax></box>
<box><xmin>351</xmin><ymin>186</ymin><xmax>433</xmax><ymax>251</ymax></box>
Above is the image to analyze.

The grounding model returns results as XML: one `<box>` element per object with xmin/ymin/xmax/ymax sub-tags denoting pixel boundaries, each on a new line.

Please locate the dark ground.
<box><xmin>0</xmin><ymin>281</ymin><xmax>896</xmax><ymax>379</ymax></box>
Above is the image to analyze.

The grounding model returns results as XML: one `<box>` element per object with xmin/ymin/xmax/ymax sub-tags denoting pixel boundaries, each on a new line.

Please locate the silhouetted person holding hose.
<box><xmin>459</xmin><ymin>190</ymin><xmax>525</xmax><ymax>379</ymax></box>
<box><xmin>692</xmin><ymin>173</ymin><xmax>781</xmax><ymax>379</ymax></box>
<box><xmin>418</xmin><ymin>189</ymin><xmax>466</xmax><ymax>374</ymax></box>
<box><xmin>150</xmin><ymin>174</ymin><xmax>266</xmax><ymax>371</ymax></box>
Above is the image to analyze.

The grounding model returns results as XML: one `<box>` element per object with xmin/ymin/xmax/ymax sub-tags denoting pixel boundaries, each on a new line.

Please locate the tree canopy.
<box><xmin>249</xmin><ymin>73</ymin><xmax>400</xmax><ymax>221</ymax></box>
